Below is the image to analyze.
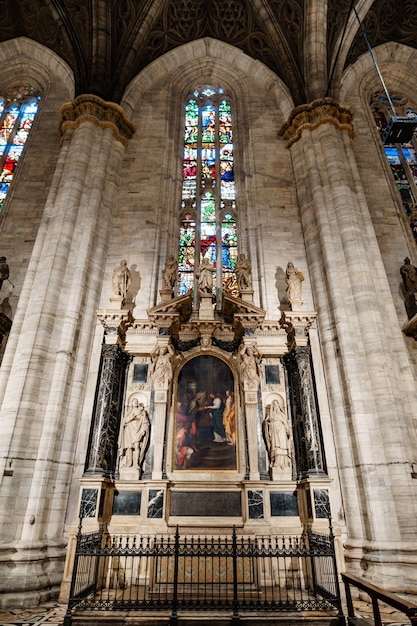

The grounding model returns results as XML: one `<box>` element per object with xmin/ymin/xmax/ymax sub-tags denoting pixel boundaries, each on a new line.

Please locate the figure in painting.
<box><xmin>235</xmin><ymin>253</ymin><xmax>252</xmax><ymax>291</ymax></box>
<box><xmin>0</xmin><ymin>257</ymin><xmax>9</xmax><ymax>291</ymax></box>
<box><xmin>263</xmin><ymin>396</ymin><xmax>291</xmax><ymax>471</ymax></box>
<box><xmin>120</xmin><ymin>399</ymin><xmax>150</xmax><ymax>471</ymax></box>
<box><xmin>223</xmin><ymin>389</ymin><xmax>235</xmax><ymax>444</ymax></box>
<box><xmin>161</xmin><ymin>254</ymin><xmax>178</xmax><ymax>291</ymax></box>
<box><xmin>239</xmin><ymin>343</ymin><xmax>261</xmax><ymax>389</ymax></box>
<box><xmin>285</xmin><ymin>261</ymin><xmax>304</xmax><ymax>308</ymax></box>
<box><xmin>196</xmin><ymin>257</ymin><xmax>214</xmax><ymax>294</ymax></box>
<box><xmin>112</xmin><ymin>259</ymin><xmax>131</xmax><ymax>299</ymax></box>
<box><xmin>206</xmin><ymin>392</ymin><xmax>227</xmax><ymax>443</ymax></box>
<box><xmin>151</xmin><ymin>343</ymin><xmax>175</xmax><ymax>387</ymax></box>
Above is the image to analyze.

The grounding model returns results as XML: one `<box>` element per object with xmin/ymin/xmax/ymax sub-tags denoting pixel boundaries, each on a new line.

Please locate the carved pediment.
<box><xmin>147</xmin><ymin>292</ymin><xmax>193</xmax><ymax>331</ymax></box>
<box><xmin>222</xmin><ymin>292</ymin><xmax>266</xmax><ymax>332</ymax></box>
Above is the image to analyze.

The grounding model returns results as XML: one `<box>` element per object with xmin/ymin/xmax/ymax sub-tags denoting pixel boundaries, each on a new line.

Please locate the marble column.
<box><xmin>280</xmin><ymin>97</ymin><xmax>417</xmax><ymax>584</ymax></box>
<box><xmin>283</xmin><ymin>345</ymin><xmax>325</xmax><ymax>478</ymax></box>
<box><xmin>85</xmin><ymin>343</ymin><xmax>130</xmax><ymax>477</ymax></box>
<box><xmin>0</xmin><ymin>95</ymin><xmax>134</xmax><ymax>606</ymax></box>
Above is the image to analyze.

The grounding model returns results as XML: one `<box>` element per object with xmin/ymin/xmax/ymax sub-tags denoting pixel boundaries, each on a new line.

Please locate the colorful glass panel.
<box><xmin>178</xmin><ymin>86</ymin><xmax>237</xmax><ymax>300</ymax></box>
<box><xmin>0</xmin><ymin>92</ymin><xmax>40</xmax><ymax>212</ymax></box>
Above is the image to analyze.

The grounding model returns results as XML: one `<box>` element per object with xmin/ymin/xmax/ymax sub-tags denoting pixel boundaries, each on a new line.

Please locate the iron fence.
<box><xmin>64</xmin><ymin>520</ymin><xmax>343</xmax><ymax>625</ymax></box>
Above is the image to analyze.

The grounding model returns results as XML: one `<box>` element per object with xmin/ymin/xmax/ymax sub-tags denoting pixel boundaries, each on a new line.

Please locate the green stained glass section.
<box><xmin>0</xmin><ymin>94</ymin><xmax>40</xmax><ymax>212</ymax></box>
<box><xmin>184</xmin><ymin>100</ymin><xmax>198</xmax><ymax>146</ymax></box>
<box><xmin>178</xmin><ymin>213</ymin><xmax>196</xmax><ymax>295</ymax></box>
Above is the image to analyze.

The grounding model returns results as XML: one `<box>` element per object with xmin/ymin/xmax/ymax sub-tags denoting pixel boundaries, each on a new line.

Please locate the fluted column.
<box><xmin>0</xmin><ymin>95</ymin><xmax>134</xmax><ymax>603</ymax></box>
<box><xmin>283</xmin><ymin>346</ymin><xmax>325</xmax><ymax>478</ymax></box>
<box><xmin>280</xmin><ymin>98</ymin><xmax>417</xmax><ymax>580</ymax></box>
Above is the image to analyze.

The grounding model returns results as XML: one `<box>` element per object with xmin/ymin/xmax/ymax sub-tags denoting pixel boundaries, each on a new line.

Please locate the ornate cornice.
<box><xmin>60</xmin><ymin>94</ymin><xmax>136</xmax><ymax>147</ymax></box>
<box><xmin>279</xmin><ymin>97</ymin><xmax>354</xmax><ymax>147</ymax></box>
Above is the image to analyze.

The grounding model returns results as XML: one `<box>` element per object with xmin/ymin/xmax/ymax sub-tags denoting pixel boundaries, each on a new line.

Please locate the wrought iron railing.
<box><xmin>64</xmin><ymin>520</ymin><xmax>343</xmax><ymax>625</ymax></box>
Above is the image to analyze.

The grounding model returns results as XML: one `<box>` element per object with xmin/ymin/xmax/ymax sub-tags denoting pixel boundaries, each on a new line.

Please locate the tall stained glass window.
<box><xmin>372</xmin><ymin>95</ymin><xmax>417</xmax><ymax>241</ymax></box>
<box><xmin>0</xmin><ymin>85</ymin><xmax>40</xmax><ymax>212</ymax></box>
<box><xmin>178</xmin><ymin>86</ymin><xmax>238</xmax><ymax>304</ymax></box>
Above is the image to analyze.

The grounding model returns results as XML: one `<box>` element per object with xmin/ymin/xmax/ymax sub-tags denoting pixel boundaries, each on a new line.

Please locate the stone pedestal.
<box><xmin>199</xmin><ymin>293</ymin><xmax>214</xmax><ymax>320</ymax></box>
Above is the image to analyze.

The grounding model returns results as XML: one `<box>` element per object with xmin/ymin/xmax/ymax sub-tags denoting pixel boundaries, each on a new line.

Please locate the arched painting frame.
<box><xmin>174</xmin><ymin>354</ymin><xmax>237</xmax><ymax>471</ymax></box>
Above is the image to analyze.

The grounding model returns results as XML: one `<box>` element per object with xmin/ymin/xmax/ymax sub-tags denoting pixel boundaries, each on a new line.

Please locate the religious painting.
<box><xmin>174</xmin><ymin>355</ymin><xmax>237</xmax><ymax>471</ymax></box>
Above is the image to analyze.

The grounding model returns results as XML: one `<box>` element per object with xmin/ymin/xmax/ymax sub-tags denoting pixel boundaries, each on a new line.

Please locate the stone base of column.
<box><xmin>240</xmin><ymin>289</ymin><xmax>254</xmax><ymax>303</ymax></box>
<box><xmin>199</xmin><ymin>293</ymin><xmax>214</xmax><ymax>320</ymax></box>
<box><xmin>0</xmin><ymin>539</ymin><xmax>66</xmax><ymax>609</ymax></box>
<box><xmin>159</xmin><ymin>287</ymin><xmax>173</xmax><ymax>302</ymax></box>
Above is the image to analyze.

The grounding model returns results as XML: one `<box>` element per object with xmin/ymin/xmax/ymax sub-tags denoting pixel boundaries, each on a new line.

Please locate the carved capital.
<box><xmin>279</xmin><ymin>97</ymin><xmax>354</xmax><ymax>147</ymax></box>
<box><xmin>60</xmin><ymin>94</ymin><xmax>136</xmax><ymax>147</ymax></box>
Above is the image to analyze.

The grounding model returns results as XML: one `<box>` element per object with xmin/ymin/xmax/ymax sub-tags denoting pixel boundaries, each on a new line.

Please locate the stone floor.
<box><xmin>0</xmin><ymin>599</ymin><xmax>411</xmax><ymax>625</ymax></box>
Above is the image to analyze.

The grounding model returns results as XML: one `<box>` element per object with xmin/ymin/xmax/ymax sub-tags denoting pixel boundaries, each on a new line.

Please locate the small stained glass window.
<box><xmin>178</xmin><ymin>86</ymin><xmax>238</xmax><ymax>304</ymax></box>
<box><xmin>0</xmin><ymin>85</ymin><xmax>40</xmax><ymax>212</ymax></box>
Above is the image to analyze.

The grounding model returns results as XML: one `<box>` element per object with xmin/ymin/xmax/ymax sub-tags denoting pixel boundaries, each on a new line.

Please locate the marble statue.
<box><xmin>263</xmin><ymin>395</ymin><xmax>291</xmax><ymax>471</ymax></box>
<box><xmin>400</xmin><ymin>257</ymin><xmax>417</xmax><ymax>293</ymax></box>
<box><xmin>236</xmin><ymin>253</ymin><xmax>252</xmax><ymax>292</ymax></box>
<box><xmin>151</xmin><ymin>343</ymin><xmax>175</xmax><ymax>386</ymax></box>
<box><xmin>120</xmin><ymin>399</ymin><xmax>150</xmax><ymax>470</ymax></box>
<box><xmin>112</xmin><ymin>259</ymin><xmax>131</xmax><ymax>299</ymax></box>
<box><xmin>239</xmin><ymin>343</ymin><xmax>260</xmax><ymax>389</ymax></box>
<box><xmin>285</xmin><ymin>261</ymin><xmax>304</xmax><ymax>307</ymax></box>
<box><xmin>162</xmin><ymin>254</ymin><xmax>178</xmax><ymax>291</ymax></box>
<box><xmin>196</xmin><ymin>257</ymin><xmax>213</xmax><ymax>294</ymax></box>
<box><xmin>0</xmin><ymin>257</ymin><xmax>9</xmax><ymax>291</ymax></box>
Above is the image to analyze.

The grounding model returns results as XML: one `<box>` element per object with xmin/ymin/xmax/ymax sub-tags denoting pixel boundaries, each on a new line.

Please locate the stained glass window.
<box><xmin>178</xmin><ymin>86</ymin><xmax>238</xmax><ymax>303</ymax></box>
<box><xmin>0</xmin><ymin>85</ymin><xmax>40</xmax><ymax>212</ymax></box>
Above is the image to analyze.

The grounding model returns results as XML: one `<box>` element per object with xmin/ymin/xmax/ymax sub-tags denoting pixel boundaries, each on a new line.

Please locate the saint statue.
<box><xmin>196</xmin><ymin>257</ymin><xmax>213</xmax><ymax>294</ymax></box>
<box><xmin>161</xmin><ymin>254</ymin><xmax>178</xmax><ymax>291</ymax></box>
<box><xmin>112</xmin><ymin>259</ymin><xmax>131</xmax><ymax>299</ymax></box>
<box><xmin>285</xmin><ymin>261</ymin><xmax>304</xmax><ymax>307</ymax></box>
<box><xmin>120</xmin><ymin>399</ymin><xmax>150</xmax><ymax>471</ymax></box>
<box><xmin>236</xmin><ymin>253</ymin><xmax>252</xmax><ymax>292</ymax></box>
<box><xmin>263</xmin><ymin>395</ymin><xmax>291</xmax><ymax>471</ymax></box>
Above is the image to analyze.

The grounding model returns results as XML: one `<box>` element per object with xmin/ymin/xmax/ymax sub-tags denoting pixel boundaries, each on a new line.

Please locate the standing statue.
<box><xmin>235</xmin><ymin>253</ymin><xmax>252</xmax><ymax>292</ymax></box>
<box><xmin>0</xmin><ymin>257</ymin><xmax>9</xmax><ymax>291</ymax></box>
<box><xmin>112</xmin><ymin>259</ymin><xmax>131</xmax><ymax>299</ymax></box>
<box><xmin>400</xmin><ymin>257</ymin><xmax>417</xmax><ymax>293</ymax></box>
<box><xmin>285</xmin><ymin>261</ymin><xmax>304</xmax><ymax>307</ymax></box>
<box><xmin>120</xmin><ymin>399</ymin><xmax>150</xmax><ymax>470</ymax></box>
<box><xmin>239</xmin><ymin>343</ymin><xmax>261</xmax><ymax>389</ymax></box>
<box><xmin>162</xmin><ymin>254</ymin><xmax>178</xmax><ymax>291</ymax></box>
<box><xmin>263</xmin><ymin>396</ymin><xmax>291</xmax><ymax>471</ymax></box>
<box><xmin>196</xmin><ymin>257</ymin><xmax>213</xmax><ymax>294</ymax></box>
<box><xmin>151</xmin><ymin>343</ymin><xmax>175</xmax><ymax>387</ymax></box>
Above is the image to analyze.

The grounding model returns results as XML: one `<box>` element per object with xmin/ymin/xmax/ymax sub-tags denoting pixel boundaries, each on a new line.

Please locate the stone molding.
<box><xmin>279</xmin><ymin>97</ymin><xmax>354</xmax><ymax>147</ymax></box>
<box><xmin>60</xmin><ymin>94</ymin><xmax>136</xmax><ymax>147</ymax></box>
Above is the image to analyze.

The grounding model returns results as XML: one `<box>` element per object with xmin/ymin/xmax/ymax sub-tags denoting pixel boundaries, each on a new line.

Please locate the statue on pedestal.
<box><xmin>112</xmin><ymin>259</ymin><xmax>131</xmax><ymax>300</ymax></box>
<box><xmin>196</xmin><ymin>257</ymin><xmax>213</xmax><ymax>294</ymax></box>
<box><xmin>120</xmin><ymin>399</ymin><xmax>150</xmax><ymax>471</ymax></box>
<box><xmin>236</xmin><ymin>253</ymin><xmax>252</xmax><ymax>292</ymax></box>
<box><xmin>161</xmin><ymin>254</ymin><xmax>178</xmax><ymax>291</ymax></box>
<box><xmin>239</xmin><ymin>343</ymin><xmax>260</xmax><ymax>389</ymax></box>
<box><xmin>400</xmin><ymin>256</ymin><xmax>417</xmax><ymax>319</ymax></box>
<box><xmin>0</xmin><ymin>257</ymin><xmax>9</xmax><ymax>291</ymax></box>
<box><xmin>285</xmin><ymin>261</ymin><xmax>304</xmax><ymax>309</ymax></box>
<box><xmin>263</xmin><ymin>395</ymin><xmax>291</xmax><ymax>472</ymax></box>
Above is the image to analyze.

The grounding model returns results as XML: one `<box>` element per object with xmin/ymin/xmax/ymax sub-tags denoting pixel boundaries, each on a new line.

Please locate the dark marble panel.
<box><xmin>170</xmin><ymin>491</ymin><xmax>241</xmax><ymax>517</ymax></box>
<box><xmin>80</xmin><ymin>488</ymin><xmax>98</xmax><ymax>518</ymax></box>
<box><xmin>248</xmin><ymin>490</ymin><xmax>264</xmax><ymax>519</ymax></box>
<box><xmin>148</xmin><ymin>488</ymin><xmax>164</xmax><ymax>518</ymax></box>
<box><xmin>133</xmin><ymin>363</ymin><xmax>148</xmax><ymax>383</ymax></box>
<box><xmin>270</xmin><ymin>491</ymin><xmax>299</xmax><ymax>517</ymax></box>
<box><xmin>306</xmin><ymin>489</ymin><xmax>313</xmax><ymax>518</ymax></box>
<box><xmin>265</xmin><ymin>365</ymin><xmax>280</xmax><ymax>385</ymax></box>
<box><xmin>112</xmin><ymin>490</ymin><xmax>142</xmax><ymax>516</ymax></box>
<box><xmin>314</xmin><ymin>488</ymin><xmax>330</xmax><ymax>518</ymax></box>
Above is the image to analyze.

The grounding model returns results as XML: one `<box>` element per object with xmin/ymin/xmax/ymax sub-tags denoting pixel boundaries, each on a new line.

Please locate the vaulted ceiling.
<box><xmin>1</xmin><ymin>0</ymin><xmax>416</xmax><ymax>106</ymax></box>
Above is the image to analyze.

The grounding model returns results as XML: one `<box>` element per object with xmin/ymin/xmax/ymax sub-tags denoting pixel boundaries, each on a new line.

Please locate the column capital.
<box><xmin>279</xmin><ymin>97</ymin><xmax>354</xmax><ymax>147</ymax></box>
<box><xmin>60</xmin><ymin>94</ymin><xmax>136</xmax><ymax>147</ymax></box>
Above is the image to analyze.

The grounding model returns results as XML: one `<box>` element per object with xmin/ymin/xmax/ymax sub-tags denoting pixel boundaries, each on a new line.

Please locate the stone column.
<box><xmin>150</xmin><ymin>336</ymin><xmax>174</xmax><ymax>479</ymax></box>
<box><xmin>283</xmin><ymin>345</ymin><xmax>325</xmax><ymax>478</ymax></box>
<box><xmin>280</xmin><ymin>97</ymin><xmax>417</xmax><ymax>581</ymax></box>
<box><xmin>0</xmin><ymin>95</ymin><xmax>134</xmax><ymax>605</ymax></box>
<box><xmin>85</xmin><ymin>343</ymin><xmax>130</xmax><ymax>477</ymax></box>
<box><xmin>239</xmin><ymin>339</ymin><xmax>261</xmax><ymax>480</ymax></box>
